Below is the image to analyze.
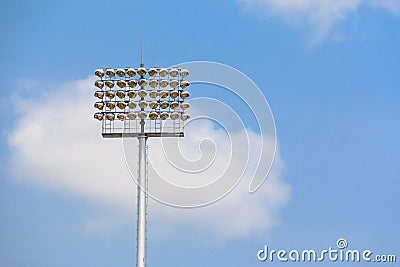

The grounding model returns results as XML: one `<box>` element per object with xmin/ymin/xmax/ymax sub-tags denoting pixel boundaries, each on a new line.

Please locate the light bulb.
<box><xmin>106</xmin><ymin>113</ymin><xmax>115</xmax><ymax>121</ymax></box>
<box><xmin>94</xmin><ymin>91</ymin><xmax>104</xmax><ymax>99</ymax></box>
<box><xmin>117</xmin><ymin>80</ymin><xmax>126</xmax><ymax>88</ymax></box>
<box><xmin>106</xmin><ymin>68</ymin><xmax>115</xmax><ymax>77</ymax></box>
<box><xmin>95</xmin><ymin>80</ymin><xmax>104</xmax><ymax>89</ymax></box>
<box><xmin>169</xmin><ymin>79</ymin><xmax>178</xmax><ymax>88</ymax></box>
<box><xmin>128</xmin><ymin>90</ymin><xmax>137</xmax><ymax>98</ymax></box>
<box><xmin>180</xmin><ymin>80</ymin><xmax>189</xmax><ymax>89</ymax></box>
<box><xmin>159</xmin><ymin>68</ymin><xmax>168</xmax><ymax>77</ymax></box>
<box><xmin>127</xmin><ymin>68</ymin><xmax>136</xmax><ymax>77</ymax></box>
<box><xmin>137</xmin><ymin>67</ymin><xmax>146</xmax><ymax>77</ymax></box>
<box><xmin>148</xmin><ymin>68</ymin><xmax>158</xmax><ymax>76</ymax></box>
<box><xmin>94</xmin><ymin>112</ymin><xmax>103</xmax><ymax>121</ymax></box>
<box><xmin>169</xmin><ymin>68</ymin><xmax>178</xmax><ymax>77</ymax></box>
<box><xmin>116</xmin><ymin>69</ymin><xmax>125</xmax><ymax>77</ymax></box>
<box><xmin>95</xmin><ymin>69</ymin><xmax>104</xmax><ymax>78</ymax></box>
<box><xmin>105</xmin><ymin>81</ymin><xmax>114</xmax><ymax>88</ymax></box>
<box><xmin>128</xmin><ymin>80</ymin><xmax>137</xmax><ymax>88</ymax></box>
<box><xmin>116</xmin><ymin>91</ymin><xmax>125</xmax><ymax>99</ymax></box>
<box><xmin>106</xmin><ymin>91</ymin><xmax>115</xmax><ymax>99</ymax></box>
<box><xmin>170</xmin><ymin>112</ymin><xmax>179</xmax><ymax>120</ymax></box>
<box><xmin>180</xmin><ymin>69</ymin><xmax>189</xmax><ymax>78</ymax></box>
<box><xmin>159</xmin><ymin>79</ymin><xmax>168</xmax><ymax>88</ymax></box>
<box><xmin>170</xmin><ymin>90</ymin><xmax>178</xmax><ymax>99</ymax></box>
<box><xmin>149</xmin><ymin>112</ymin><xmax>158</xmax><ymax>120</ymax></box>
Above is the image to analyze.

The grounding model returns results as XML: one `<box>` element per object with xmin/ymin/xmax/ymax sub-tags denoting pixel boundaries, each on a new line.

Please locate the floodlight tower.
<box><xmin>93</xmin><ymin>55</ymin><xmax>190</xmax><ymax>267</ymax></box>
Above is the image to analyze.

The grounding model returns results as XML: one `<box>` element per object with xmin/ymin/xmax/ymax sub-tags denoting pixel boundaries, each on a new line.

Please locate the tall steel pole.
<box><xmin>136</xmin><ymin>133</ymin><xmax>147</xmax><ymax>267</ymax></box>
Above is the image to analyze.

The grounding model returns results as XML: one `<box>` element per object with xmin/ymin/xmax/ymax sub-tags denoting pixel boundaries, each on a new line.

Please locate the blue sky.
<box><xmin>1</xmin><ymin>0</ymin><xmax>399</xmax><ymax>266</ymax></box>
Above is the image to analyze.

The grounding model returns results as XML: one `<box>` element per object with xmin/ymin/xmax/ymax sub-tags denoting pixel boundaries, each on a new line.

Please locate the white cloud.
<box><xmin>240</xmin><ymin>0</ymin><xmax>400</xmax><ymax>44</ymax></box>
<box><xmin>8</xmin><ymin>77</ymin><xmax>289</xmax><ymax>238</ymax></box>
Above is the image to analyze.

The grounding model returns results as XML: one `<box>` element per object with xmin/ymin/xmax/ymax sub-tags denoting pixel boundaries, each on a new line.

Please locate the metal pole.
<box><xmin>136</xmin><ymin>134</ymin><xmax>147</xmax><ymax>267</ymax></box>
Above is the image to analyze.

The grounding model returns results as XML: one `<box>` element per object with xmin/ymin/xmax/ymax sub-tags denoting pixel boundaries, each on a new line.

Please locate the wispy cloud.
<box><xmin>8</xmin><ymin>77</ymin><xmax>290</xmax><ymax>238</ymax></box>
<box><xmin>240</xmin><ymin>0</ymin><xmax>400</xmax><ymax>44</ymax></box>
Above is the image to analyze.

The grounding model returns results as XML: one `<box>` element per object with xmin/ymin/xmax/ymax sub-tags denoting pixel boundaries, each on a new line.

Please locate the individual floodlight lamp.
<box><xmin>95</xmin><ymin>69</ymin><xmax>104</xmax><ymax>78</ymax></box>
<box><xmin>127</xmin><ymin>68</ymin><xmax>136</xmax><ymax>77</ymax></box>
<box><xmin>128</xmin><ymin>80</ymin><xmax>137</xmax><ymax>88</ymax></box>
<box><xmin>117</xmin><ymin>80</ymin><xmax>126</xmax><ymax>88</ymax></box>
<box><xmin>148</xmin><ymin>68</ymin><xmax>157</xmax><ymax>76</ymax></box>
<box><xmin>116</xmin><ymin>68</ymin><xmax>125</xmax><ymax>77</ymax></box>
<box><xmin>159</xmin><ymin>68</ymin><xmax>168</xmax><ymax>77</ymax></box>
<box><xmin>106</xmin><ymin>68</ymin><xmax>115</xmax><ymax>77</ymax></box>
<box><xmin>116</xmin><ymin>90</ymin><xmax>126</xmax><ymax>99</ymax></box>
<box><xmin>94</xmin><ymin>91</ymin><xmax>104</xmax><ymax>99</ymax></box>
<box><xmin>95</xmin><ymin>80</ymin><xmax>104</xmax><ymax>89</ymax></box>
<box><xmin>159</xmin><ymin>79</ymin><xmax>168</xmax><ymax>88</ymax></box>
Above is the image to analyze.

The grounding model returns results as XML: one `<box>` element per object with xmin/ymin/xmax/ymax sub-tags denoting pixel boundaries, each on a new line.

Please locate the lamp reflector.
<box><xmin>138</xmin><ymin>111</ymin><xmax>147</xmax><ymax>119</ymax></box>
<box><xmin>138</xmin><ymin>89</ymin><xmax>147</xmax><ymax>98</ymax></box>
<box><xmin>105</xmin><ymin>81</ymin><xmax>114</xmax><ymax>88</ymax></box>
<box><xmin>160</xmin><ymin>101</ymin><xmax>169</xmax><ymax>109</ymax></box>
<box><xmin>106</xmin><ymin>91</ymin><xmax>115</xmax><ymax>99</ymax></box>
<box><xmin>117</xmin><ymin>113</ymin><xmax>126</xmax><ymax>121</ymax></box>
<box><xmin>94</xmin><ymin>112</ymin><xmax>103</xmax><ymax>121</ymax></box>
<box><xmin>182</xmin><ymin>113</ymin><xmax>190</xmax><ymax>121</ymax></box>
<box><xmin>170</xmin><ymin>90</ymin><xmax>179</xmax><ymax>99</ymax></box>
<box><xmin>128</xmin><ymin>80</ymin><xmax>137</xmax><ymax>88</ymax></box>
<box><xmin>127</xmin><ymin>112</ymin><xmax>137</xmax><ymax>120</ymax></box>
<box><xmin>149</xmin><ymin>90</ymin><xmax>158</xmax><ymax>98</ymax></box>
<box><xmin>149</xmin><ymin>112</ymin><xmax>158</xmax><ymax>120</ymax></box>
<box><xmin>139</xmin><ymin>100</ymin><xmax>148</xmax><ymax>109</ymax></box>
<box><xmin>128</xmin><ymin>101</ymin><xmax>137</xmax><ymax>109</ymax></box>
<box><xmin>106</xmin><ymin>113</ymin><xmax>115</xmax><ymax>121</ymax></box>
<box><xmin>116</xmin><ymin>69</ymin><xmax>125</xmax><ymax>77</ymax></box>
<box><xmin>106</xmin><ymin>102</ymin><xmax>115</xmax><ymax>109</ymax></box>
<box><xmin>137</xmin><ymin>67</ymin><xmax>147</xmax><ymax>76</ymax></box>
<box><xmin>138</xmin><ymin>79</ymin><xmax>147</xmax><ymax>87</ymax></box>
<box><xmin>160</xmin><ymin>90</ymin><xmax>168</xmax><ymax>98</ymax></box>
<box><xmin>128</xmin><ymin>90</ymin><xmax>137</xmax><ymax>98</ymax></box>
<box><xmin>116</xmin><ymin>91</ymin><xmax>126</xmax><ymax>99</ymax></box>
<box><xmin>117</xmin><ymin>80</ymin><xmax>126</xmax><ymax>88</ymax></box>
<box><xmin>159</xmin><ymin>79</ymin><xmax>168</xmax><ymax>88</ymax></box>
<box><xmin>149</xmin><ymin>101</ymin><xmax>158</xmax><ymax>109</ymax></box>
<box><xmin>181</xmin><ymin>102</ymin><xmax>190</xmax><ymax>110</ymax></box>
<box><xmin>149</xmin><ymin>79</ymin><xmax>158</xmax><ymax>88</ymax></box>
<box><xmin>180</xmin><ymin>80</ymin><xmax>189</xmax><ymax>89</ymax></box>
<box><xmin>106</xmin><ymin>68</ymin><xmax>115</xmax><ymax>77</ymax></box>
<box><xmin>148</xmin><ymin>68</ymin><xmax>157</xmax><ymax>76</ymax></box>
<box><xmin>95</xmin><ymin>69</ymin><xmax>104</xmax><ymax>78</ymax></box>
<box><xmin>169</xmin><ymin>79</ymin><xmax>178</xmax><ymax>88</ymax></box>
<box><xmin>170</xmin><ymin>112</ymin><xmax>179</xmax><ymax>120</ymax></box>
<box><xmin>95</xmin><ymin>80</ymin><xmax>104</xmax><ymax>89</ymax></box>
<box><xmin>180</xmin><ymin>69</ymin><xmax>189</xmax><ymax>78</ymax></box>
<box><xmin>181</xmin><ymin>91</ymin><xmax>190</xmax><ymax>99</ymax></box>
<box><xmin>127</xmin><ymin>68</ymin><xmax>136</xmax><ymax>77</ymax></box>
<box><xmin>170</xmin><ymin>101</ymin><xmax>179</xmax><ymax>109</ymax></box>
<box><xmin>94</xmin><ymin>91</ymin><xmax>104</xmax><ymax>99</ymax></box>
<box><xmin>159</xmin><ymin>69</ymin><xmax>168</xmax><ymax>77</ymax></box>
<box><xmin>160</xmin><ymin>112</ymin><xmax>169</xmax><ymax>120</ymax></box>
<box><xmin>169</xmin><ymin>68</ymin><xmax>178</xmax><ymax>77</ymax></box>
<box><xmin>94</xmin><ymin>102</ymin><xmax>104</xmax><ymax>110</ymax></box>
<box><xmin>117</xmin><ymin>102</ymin><xmax>126</xmax><ymax>109</ymax></box>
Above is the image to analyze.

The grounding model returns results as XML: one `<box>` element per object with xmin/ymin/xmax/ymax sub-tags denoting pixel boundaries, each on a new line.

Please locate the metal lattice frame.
<box><xmin>93</xmin><ymin>67</ymin><xmax>190</xmax><ymax>138</ymax></box>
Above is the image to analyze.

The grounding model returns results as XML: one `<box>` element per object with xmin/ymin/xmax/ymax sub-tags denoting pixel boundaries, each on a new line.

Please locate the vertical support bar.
<box><xmin>136</xmin><ymin>135</ymin><xmax>147</xmax><ymax>267</ymax></box>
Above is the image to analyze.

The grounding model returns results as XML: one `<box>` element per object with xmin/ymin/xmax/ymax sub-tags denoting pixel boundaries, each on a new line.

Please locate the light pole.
<box><xmin>92</xmin><ymin>59</ymin><xmax>190</xmax><ymax>267</ymax></box>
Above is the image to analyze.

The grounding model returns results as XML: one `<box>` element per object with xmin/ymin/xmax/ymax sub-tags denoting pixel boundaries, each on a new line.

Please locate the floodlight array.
<box><xmin>93</xmin><ymin>67</ymin><xmax>190</xmax><ymax>137</ymax></box>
